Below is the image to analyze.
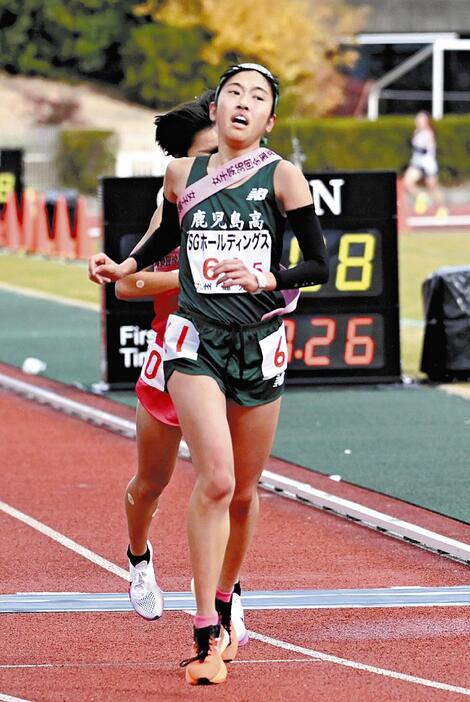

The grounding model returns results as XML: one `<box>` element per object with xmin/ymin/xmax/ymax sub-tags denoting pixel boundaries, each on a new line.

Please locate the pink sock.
<box><xmin>216</xmin><ymin>587</ymin><xmax>233</xmax><ymax>603</ymax></box>
<box><xmin>194</xmin><ymin>614</ymin><xmax>219</xmax><ymax>629</ymax></box>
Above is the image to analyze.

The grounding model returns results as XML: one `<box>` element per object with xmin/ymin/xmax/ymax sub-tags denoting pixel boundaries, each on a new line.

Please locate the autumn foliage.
<box><xmin>134</xmin><ymin>0</ymin><xmax>368</xmax><ymax>116</ymax></box>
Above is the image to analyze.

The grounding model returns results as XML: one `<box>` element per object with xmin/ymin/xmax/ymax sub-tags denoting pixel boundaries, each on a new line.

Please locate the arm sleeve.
<box><xmin>130</xmin><ymin>197</ymin><xmax>181</xmax><ymax>271</ymax></box>
<box><xmin>272</xmin><ymin>204</ymin><xmax>329</xmax><ymax>290</ymax></box>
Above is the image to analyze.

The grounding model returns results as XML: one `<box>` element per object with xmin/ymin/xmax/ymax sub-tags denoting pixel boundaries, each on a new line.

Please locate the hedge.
<box><xmin>57</xmin><ymin>130</ymin><xmax>117</xmax><ymax>194</ymax></box>
<box><xmin>268</xmin><ymin>115</ymin><xmax>470</xmax><ymax>184</ymax></box>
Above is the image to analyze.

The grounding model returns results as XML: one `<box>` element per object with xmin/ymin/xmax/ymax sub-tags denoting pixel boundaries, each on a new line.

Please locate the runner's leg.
<box><xmin>219</xmin><ymin>397</ymin><xmax>282</xmax><ymax>592</ymax></box>
<box><xmin>425</xmin><ymin>175</ymin><xmax>445</xmax><ymax>208</ymax></box>
<box><xmin>167</xmin><ymin>372</ymin><xmax>235</xmax><ymax>616</ymax></box>
<box><xmin>126</xmin><ymin>400</ymin><xmax>181</xmax><ymax>556</ymax></box>
<box><xmin>403</xmin><ymin>166</ymin><xmax>422</xmax><ymax>198</ymax></box>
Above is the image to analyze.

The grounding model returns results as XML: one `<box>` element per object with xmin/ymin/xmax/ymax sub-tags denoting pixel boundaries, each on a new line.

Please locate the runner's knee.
<box><xmin>199</xmin><ymin>469</ymin><xmax>235</xmax><ymax>505</ymax></box>
<box><xmin>230</xmin><ymin>489</ymin><xmax>258</xmax><ymax>518</ymax></box>
<box><xmin>131</xmin><ymin>475</ymin><xmax>168</xmax><ymax>503</ymax></box>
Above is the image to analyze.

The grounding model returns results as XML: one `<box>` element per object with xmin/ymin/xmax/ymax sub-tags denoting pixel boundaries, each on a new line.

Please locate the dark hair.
<box><xmin>215</xmin><ymin>63</ymin><xmax>280</xmax><ymax>116</ymax></box>
<box><xmin>154</xmin><ymin>89</ymin><xmax>215</xmax><ymax>158</ymax></box>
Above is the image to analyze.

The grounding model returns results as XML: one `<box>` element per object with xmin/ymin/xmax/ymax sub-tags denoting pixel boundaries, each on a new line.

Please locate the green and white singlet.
<box><xmin>177</xmin><ymin>156</ymin><xmax>286</xmax><ymax>325</ymax></box>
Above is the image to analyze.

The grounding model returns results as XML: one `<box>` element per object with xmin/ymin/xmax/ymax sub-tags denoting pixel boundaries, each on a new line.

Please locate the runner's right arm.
<box><xmin>89</xmin><ymin>197</ymin><xmax>180</xmax><ymax>282</ymax></box>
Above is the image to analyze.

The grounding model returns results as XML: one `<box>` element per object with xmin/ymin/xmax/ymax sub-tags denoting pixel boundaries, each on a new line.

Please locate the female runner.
<box><xmin>403</xmin><ymin>110</ymin><xmax>447</xmax><ymax>216</ymax></box>
<box><xmin>92</xmin><ymin>64</ymin><xmax>329</xmax><ymax>685</ymax></box>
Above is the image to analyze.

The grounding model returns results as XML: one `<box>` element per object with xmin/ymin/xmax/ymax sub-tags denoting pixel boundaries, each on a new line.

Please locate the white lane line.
<box><xmin>0</xmin><ymin>694</ymin><xmax>34</xmax><ymax>702</ymax></box>
<box><xmin>0</xmin><ymin>501</ymin><xmax>128</xmax><ymax>581</ymax></box>
<box><xmin>249</xmin><ymin>631</ymin><xmax>470</xmax><ymax>696</ymax></box>
<box><xmin>1</xmin><ymin>500</ymin><xmax>469</xmax><ymax>695</ymax></box>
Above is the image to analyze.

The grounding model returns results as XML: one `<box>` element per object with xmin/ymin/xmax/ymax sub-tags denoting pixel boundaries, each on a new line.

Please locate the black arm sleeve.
<box><xmin>130</xmin><ymin>197</ymin><xmax>181</xmax><ymax>271</ymax></box>
<box><xmin>273</xmin><ymin>204</ymin><xmax>329</xmax><ymax>290</ymax></box>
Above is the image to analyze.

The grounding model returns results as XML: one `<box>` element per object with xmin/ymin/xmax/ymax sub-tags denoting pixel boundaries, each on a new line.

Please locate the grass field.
<box><xmin>1</xmin><ymin>230</ymin><xmax>470</xmax><ymax>378</ymax></box>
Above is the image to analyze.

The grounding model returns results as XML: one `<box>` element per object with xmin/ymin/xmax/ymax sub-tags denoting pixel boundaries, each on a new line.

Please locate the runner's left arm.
<box><xmin>273</xmin><ymin>160</ymin><xmax>329</xmax><ymax>290</ymax></box>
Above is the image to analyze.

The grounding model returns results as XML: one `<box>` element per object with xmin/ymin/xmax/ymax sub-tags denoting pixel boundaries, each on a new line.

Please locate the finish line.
<box><xmin>2</xmin><ymin>586</ymin><xmax>470</xmax><ymax>614</ymax></box>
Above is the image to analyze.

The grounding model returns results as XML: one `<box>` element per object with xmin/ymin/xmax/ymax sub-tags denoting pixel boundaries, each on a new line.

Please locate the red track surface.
<box><xmin>1</xmin><ymin>367</ymin><xmax>469</xmax><ymax>701</ymax></box>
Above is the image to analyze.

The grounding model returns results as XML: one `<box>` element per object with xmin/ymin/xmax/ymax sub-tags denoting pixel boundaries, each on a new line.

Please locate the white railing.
<box><xmin>24</xmin><ymin>153</ymin><xmax>59</xmax><ymax>190</ymax></box>
<box><xmin>6</xmin><ymin>148</ymin><xmax>170</xmax><ymax>192</ymax></box>
<box><xmin>115</xmin><ymin>150</ymin><xmax>170</xmax><ymax>178</ymax></box>
<box><xmin>368</xmin><ymin>37</ymin><xmax>470</xmax><ymax>120</ymax></box>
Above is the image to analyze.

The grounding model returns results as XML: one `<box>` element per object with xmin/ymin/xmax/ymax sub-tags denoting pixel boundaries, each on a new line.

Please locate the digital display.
<box><xmin>285</xmin><ymin>313</ymin><xmax>384</xmax><ymax>370</ymax></box>
<box><xmin>286</xmin><ymin>229</ymin><xmax>383</xmax><ymax>298</ymax></box>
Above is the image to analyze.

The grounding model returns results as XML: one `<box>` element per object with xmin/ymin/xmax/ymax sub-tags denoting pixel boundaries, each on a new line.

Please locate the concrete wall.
<box><xmin>348</xmin><ymin>0</ymin><xmax>470</xmax><ymax>34</ymax></box>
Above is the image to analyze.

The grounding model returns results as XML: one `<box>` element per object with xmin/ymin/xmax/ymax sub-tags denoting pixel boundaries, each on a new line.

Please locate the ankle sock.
<box><xmin>194</xmin><ymin>613</ymin><xmax>219</xmax><ymax>629</ymax></box>
<box><xmin>216</xmin><ymin>587</ymin><xmax>233</xmax><ymax>603</ymax></box>
<box><xmin>127</xmin><ymin>544</ymin><xmax>150</xmax><ymax>566</ymax></box>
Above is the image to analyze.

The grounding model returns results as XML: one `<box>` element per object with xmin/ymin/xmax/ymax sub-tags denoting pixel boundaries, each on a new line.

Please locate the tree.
<box><xmin>0</xmin><ymin>0</ymin><xmax>133</xmax><ymax>83</ymax></box>
<box><xmin>133</xmin><ymin>0</ymin><xmax>368</xmax><ymax>116</ymax></box>
<box><xmin>121</xmin><ymin>23</ymin><xmax>220</xmax><ymax>107</ymax></box>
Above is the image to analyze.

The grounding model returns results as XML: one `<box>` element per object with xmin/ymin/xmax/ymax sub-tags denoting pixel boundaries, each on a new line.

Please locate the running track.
<box><xmin>1</xmin><ymin>365</ymin><xmax>469</xmax><ymax>701</ymax></box>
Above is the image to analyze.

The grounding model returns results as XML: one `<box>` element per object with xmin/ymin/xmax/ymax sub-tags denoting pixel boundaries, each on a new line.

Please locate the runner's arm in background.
<box><xmin>115</xmin><ymin>270</ymin><xmax>179</xmax><ymax>300</ymax></box>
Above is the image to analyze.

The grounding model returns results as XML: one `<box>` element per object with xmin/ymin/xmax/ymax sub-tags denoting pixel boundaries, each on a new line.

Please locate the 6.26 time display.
<box><xmin>282</xmin><ymin>172</ymin><xmax>401</xmax><ymax>384</ymax></box>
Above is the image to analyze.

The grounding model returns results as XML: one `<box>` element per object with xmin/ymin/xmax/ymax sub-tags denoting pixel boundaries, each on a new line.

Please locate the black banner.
<box><xmin>0</xmin><ymin>149</ymin><xmax>23</xmax><ymax>214</ymax></box>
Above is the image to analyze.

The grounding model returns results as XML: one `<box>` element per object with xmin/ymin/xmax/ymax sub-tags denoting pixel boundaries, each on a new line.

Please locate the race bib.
<box><xmin>259</xmin><ymin>323</ymin><xmax>288</xmax><ymax>379</ymax></box>
<box><xmin>186</xmin><ymin>229</ymin><xmax>271</xmax><ymax>294</ymax></box>
<box><xmin>164</xmin><ymin>314</ymin><xmax>200</xmax><ymax>361</ymax></box>
<box><xmin>140</xmin><ymin>338</ymin><xmax>165</xmax><ymax>391</ymax></box>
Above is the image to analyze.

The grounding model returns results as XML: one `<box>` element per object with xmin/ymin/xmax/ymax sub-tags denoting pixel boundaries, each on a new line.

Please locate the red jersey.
<box><xmin>136</xmin><ymin>248</ymin><xmax>180</xmax><ymax>427</ymax></box>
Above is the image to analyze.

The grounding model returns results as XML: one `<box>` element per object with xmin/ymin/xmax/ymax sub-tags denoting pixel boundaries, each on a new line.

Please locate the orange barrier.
<box><xmin>52</xmin><ymin>195</ymin><xmax>75</xmax><ymax>258</ymax></box>
<box><xmin>4</xmin><ymin>191</ymin><xmax>23</xmax><ymax>249</ymax></box>
<box><xmin>1</xmin><ymin>191</ymin><xmax>100</xmax><ymax>260</ymax></box>
<box><xmin>75</xmin><ymin>196</ymin><xmax>94</xmax><ymax>260</ymax></box>
<box><xmin>33</xmin><ymin>194</ymin><xmax>53</xmax><ymax>257</ymax></box>
<box><xmin>21</xmin><ymin>189</ymin><xmax>37</xmax><ymax>253</ymax></box>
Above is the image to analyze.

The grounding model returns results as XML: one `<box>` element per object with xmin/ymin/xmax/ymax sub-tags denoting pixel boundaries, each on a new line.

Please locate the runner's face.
<box><xmin>187</xmin><ymin>126</ymin><xmax>218</xmax><ymax>156</ymax></box>
<box><xmin>213</xmin><ymin>70</ymin><xmax>275</xmax><ymax>146</ymax></box>
<box><xmin>416</xmin><ymin>112</ymin><xmax>429</xmax><ymax>130</ymax></box>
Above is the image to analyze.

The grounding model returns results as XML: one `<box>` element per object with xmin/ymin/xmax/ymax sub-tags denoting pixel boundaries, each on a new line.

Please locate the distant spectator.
<box><xmin>403</xmin><ymin>111</ymin><xmax>447</xmax><ymax>217</ymax></box>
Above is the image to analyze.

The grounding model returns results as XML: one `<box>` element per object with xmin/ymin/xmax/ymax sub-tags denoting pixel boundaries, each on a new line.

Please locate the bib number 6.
<box><xmin>259</xmin><ymin>323</ymin><xmax>288</xmax><ymax>379</ymax></box>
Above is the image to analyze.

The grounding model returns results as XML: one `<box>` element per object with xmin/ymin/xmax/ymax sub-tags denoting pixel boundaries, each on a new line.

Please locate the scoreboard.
<box><xmin>281</xmin><ymin>171</ymin><xmax>400</xmax><ymax>384</ymax></box>
<box><xmin>101</xmin><ymin>171</ymin><xmax>400</xmax><ymax>388</ymax></box>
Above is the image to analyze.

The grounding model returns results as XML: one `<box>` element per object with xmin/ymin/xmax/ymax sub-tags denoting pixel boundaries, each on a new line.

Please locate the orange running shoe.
<box><xmin>180</xmin><ymin>624</ymin><xmax>229</xmax><ymax>685</ymax></box>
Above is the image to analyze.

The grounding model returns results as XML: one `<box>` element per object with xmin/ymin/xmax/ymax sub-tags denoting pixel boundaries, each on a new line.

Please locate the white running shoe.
<box><xmin>231</xmin><ymin>586</ymin><xmax>249</xmax><ymax>646</ymax></box>
<box><xmin>128</xmin><ymin>541</ymin><xmax>164</xmax><ymax>620</ymax></box>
